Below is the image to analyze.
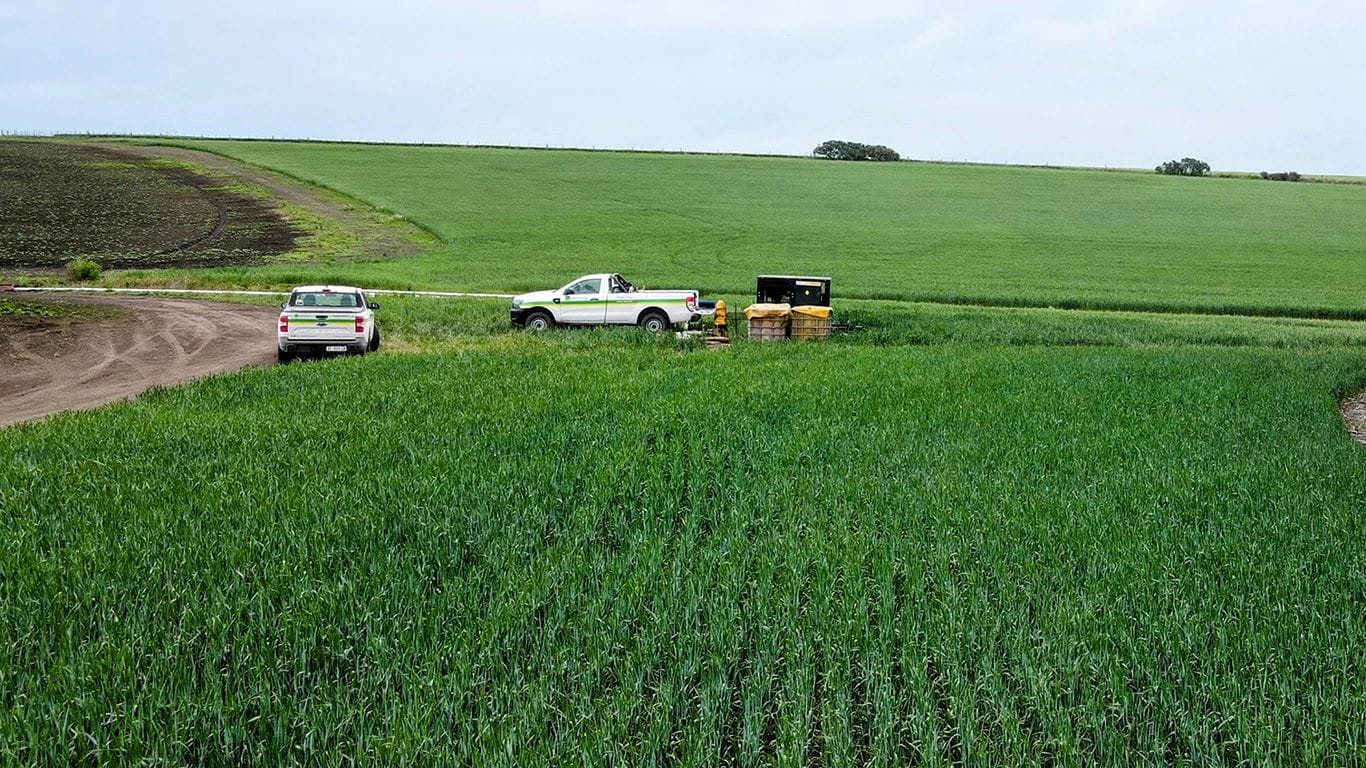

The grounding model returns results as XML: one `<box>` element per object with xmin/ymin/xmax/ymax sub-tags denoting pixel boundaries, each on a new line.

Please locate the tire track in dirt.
<box><xmin>1</xmin><ymin>296</ymin><xmax>277</xmax><ymax>427</ymax></box>
<box><xmin>147</xmin><ymin>181</ymin><xmax>228</xmax><ymax>258</ymax></box>
<box><xmin>101</xmin><ymin>143</ymin><xmax>434</xmax><ymax>261</ymax></box>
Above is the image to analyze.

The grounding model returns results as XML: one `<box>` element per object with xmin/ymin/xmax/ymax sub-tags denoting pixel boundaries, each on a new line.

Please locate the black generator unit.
<box><xmin>756</xmin><ymin>275</ymin><xmax>831</xmax><ymax>307</ymax></box>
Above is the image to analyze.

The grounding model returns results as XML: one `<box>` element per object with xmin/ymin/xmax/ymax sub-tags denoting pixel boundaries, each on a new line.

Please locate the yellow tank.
<box><xmin>790</xmin><ymin>305</ymin><xmax>832</xmax><ymax>341</ymax></box>
<box><xmin>744</xmin><ymin>303</ymin><xmax>790</xmax><ymax>341</ymax></box>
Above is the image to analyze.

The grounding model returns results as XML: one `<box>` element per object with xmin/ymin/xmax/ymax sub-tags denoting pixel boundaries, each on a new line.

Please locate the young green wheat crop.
<box><xmin>2</xmin><ymin>341</ymin><xmax>1363</xmax><ymax>764</ymax></box>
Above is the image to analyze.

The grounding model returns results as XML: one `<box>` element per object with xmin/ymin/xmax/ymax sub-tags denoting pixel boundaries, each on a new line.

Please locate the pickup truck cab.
<box><xmin>277</xmin><ymin>285</ymin><xmax>380</xmax><ymax>363</ymax></box>
<box><xmin>510</xmin><ymin>273</ymin><xmax>699</xmax><ymax>332</ymax></box>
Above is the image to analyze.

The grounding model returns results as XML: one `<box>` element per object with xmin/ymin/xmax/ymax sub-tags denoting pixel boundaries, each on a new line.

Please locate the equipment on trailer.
<box><xmin>756</xmin><ymin>275</ymin><xmax>831</xmax><ymax>307</ymax></box>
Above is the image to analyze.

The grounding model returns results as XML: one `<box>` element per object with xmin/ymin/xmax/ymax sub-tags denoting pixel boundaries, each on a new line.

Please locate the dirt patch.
<box><xmin>0</xmin><ymin>295</ymin><xmax>277</xmax><ymax>427</ymax></box>
<box><xmin>104</xmin><ymin>143</ymin><xmax>436</xmax><ymax>262</ymax></box>
<box><xmin>1341</xmin><ymin>390</ymin><xmax>1366</xmax><ymax>445</ymax></box>
<box><xmin>0</xmin><ymin>295</ymin><xmax>121</xmax><ymax>333</ymax></box>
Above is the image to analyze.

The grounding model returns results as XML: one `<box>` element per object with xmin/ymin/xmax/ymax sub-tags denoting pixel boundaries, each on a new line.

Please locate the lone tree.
<box><xmin>1155</xmin><ymin>157</ymin><xmax>1211</xmax><ymax>177</ymax></box>
<box><xmin>813</xmin><ymin>140</ymin><xmax>901</xmax><ymax>162</ymax></box>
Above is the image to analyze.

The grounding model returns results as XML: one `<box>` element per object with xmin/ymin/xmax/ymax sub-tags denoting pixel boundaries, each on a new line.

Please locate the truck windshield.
<box><xmin>290</xmin><ymin>292</ymin><xmax>363</xmax><ymax>309</ymax></box>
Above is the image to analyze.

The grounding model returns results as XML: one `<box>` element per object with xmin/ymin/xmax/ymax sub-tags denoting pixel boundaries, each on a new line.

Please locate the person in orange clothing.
<box><xmin>713</xmin><ymin>299</ymin><xmax>728</xmax><ymax>338</ymax></box>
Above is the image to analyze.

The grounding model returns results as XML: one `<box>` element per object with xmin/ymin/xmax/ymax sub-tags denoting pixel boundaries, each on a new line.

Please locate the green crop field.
<box><xmin>109</xmin><ymin>139</ymin><xmax>1366</xmax><ymax>319</ymax></box>
<box><xmin>3</xmin><ymin>327</ymin><xmax>1365</xmax><ymax>764</ymax></box>
<box><xmin>2</xmin><ymin>140</ymin><xmax>1365</xmax><ymax>765</ymax></box>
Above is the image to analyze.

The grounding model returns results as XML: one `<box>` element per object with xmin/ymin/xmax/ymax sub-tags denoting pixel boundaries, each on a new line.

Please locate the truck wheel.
<box><xmin>369</xmin><ymin>327</ymin><xmax>381</xmax><ymax>351</ymax></box>
<box><xmin>639</xmin><ymin>310</ymin><xmax>670</xmax><ymax>333</ymax></box>
<box><xmin>525</xmin><ymin>311</ymin><xmax>555</xmax><ymax>331</ymax></box>
<box><xmin>277</xmin><ymin>347</ymin><xmax>293</xmax><ymax>364</ymax></box>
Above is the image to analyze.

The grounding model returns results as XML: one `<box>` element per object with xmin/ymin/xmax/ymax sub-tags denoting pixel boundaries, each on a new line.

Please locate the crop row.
<box><xmin>366</xmin><ymin>294</ymin><xmax>1366</xmax><ymax>353</ymax></box>
<box><xmin>2</xmin><ymin>342</ymin><xmax>1363</xmax><ymax>764</ymax></box>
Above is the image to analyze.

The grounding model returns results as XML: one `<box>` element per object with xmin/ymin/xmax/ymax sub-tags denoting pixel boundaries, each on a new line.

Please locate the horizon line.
<box><xmin>2</xmin><ymin>130</ymin><xmax>1362</xmax><ymax>181</ymax></box>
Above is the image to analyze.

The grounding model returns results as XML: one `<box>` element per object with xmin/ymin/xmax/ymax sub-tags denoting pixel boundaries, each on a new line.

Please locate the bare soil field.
<box><xmin>0</xmin><ymin>140</ymin><xmax>432</xmax><ymax>278</ymax></box>
<box><xmin>0</xmin><ymin>141</ymin><xmax>302</xmax><ymax>271</ymax></box>
<box><xmin>111</xmin><ymin>143</ymin><xmax>432</xmax><ymax>262</ymax></box>
<box><xmin>0</xmin><ymin>295</ymin><xmax>276</xmax><ymax>427</ymax></box>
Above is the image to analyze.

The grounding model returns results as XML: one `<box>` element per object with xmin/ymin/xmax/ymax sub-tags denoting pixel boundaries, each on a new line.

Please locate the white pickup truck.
<box><xmin>509</xmin><ymin>273</ymin><xmax>700</xmax><ymax>331</ymax></box>
<box><xmin>277</xmin><ymin>285</ymin><xmax>380</xmax><ymax>362</ymax></box>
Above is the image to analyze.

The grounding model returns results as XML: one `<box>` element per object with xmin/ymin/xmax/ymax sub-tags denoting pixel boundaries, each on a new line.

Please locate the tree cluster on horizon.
<box><xmin>1260</xmin><ymin>170</ymin><xmax>1302</xmax><ymax>182</ymax></box>
<box><xmin>1155</xmin><ymin>157</ymin><xmax>1211</xmax><ymax>177</ymax></box>
<box><xmin>813</xmin><ymin>140</ymin><xmax>901</xmax><ymax>162</ymax></box>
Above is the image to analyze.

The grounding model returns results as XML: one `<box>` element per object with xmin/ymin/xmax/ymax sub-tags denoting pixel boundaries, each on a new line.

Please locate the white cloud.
<box><xmin>2</xmin><ymin>0</ymin><xmax>1364</xmax><ymax>172</ymax></box>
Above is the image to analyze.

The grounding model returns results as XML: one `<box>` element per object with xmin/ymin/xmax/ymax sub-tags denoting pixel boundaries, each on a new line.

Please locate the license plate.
<box><xmin>325</xmin><ymin>345</ymin><xmax>348</xmax><ymax>353</ymax></box>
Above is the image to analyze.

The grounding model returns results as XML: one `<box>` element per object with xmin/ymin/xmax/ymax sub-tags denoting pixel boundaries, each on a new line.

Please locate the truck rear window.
<box><xmin>290</xmin><ymin>292</ymin><xmax>362</xmax><ymax>309</ymax></box>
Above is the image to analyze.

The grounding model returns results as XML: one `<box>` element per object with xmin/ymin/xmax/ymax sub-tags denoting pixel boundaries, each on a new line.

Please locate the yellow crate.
<box><xmin>747</xmin><ymin>316</ymin><xmax>788</xmax><ymax>342</ymax></box>
<box><xmin>790</xmin><ymin>306</ymin><xmax>831</xmax><ymax>341</ymax></box>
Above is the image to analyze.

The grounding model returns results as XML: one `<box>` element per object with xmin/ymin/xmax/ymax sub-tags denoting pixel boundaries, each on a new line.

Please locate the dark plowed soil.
<box><xmin>113</xmin><ymin>143</ymin><xmax>434</xmax><ymax>262</ymax></box>
<box><xmin>1341</xmin><ymin>390</ymin><xmax>1366</xmax><ymax>445</ymax></box>
<box><xmin>0</xmin><ymin>141</ymin><xmax>302</xmax><ymax>270</ymax></box>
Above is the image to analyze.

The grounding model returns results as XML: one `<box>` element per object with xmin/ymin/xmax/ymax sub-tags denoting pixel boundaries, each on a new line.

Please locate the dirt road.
<box><xmin>1</xmin><ymin>296</ymin><xmax>277</xmax><ymax>427</ymax></box>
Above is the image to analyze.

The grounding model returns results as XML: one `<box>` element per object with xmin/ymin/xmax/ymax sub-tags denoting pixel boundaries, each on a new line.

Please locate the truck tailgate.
<box><xmin>287</xmin><ymin>314</ymin><xmax>357</xmax><ymax>340</ymax></box>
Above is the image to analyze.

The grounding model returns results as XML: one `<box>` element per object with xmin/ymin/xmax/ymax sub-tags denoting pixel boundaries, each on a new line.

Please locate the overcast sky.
<box><xmin>3</xmin><ymin>1</ymin><xmax>1364</xmax><ymax>173</ymax></box>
